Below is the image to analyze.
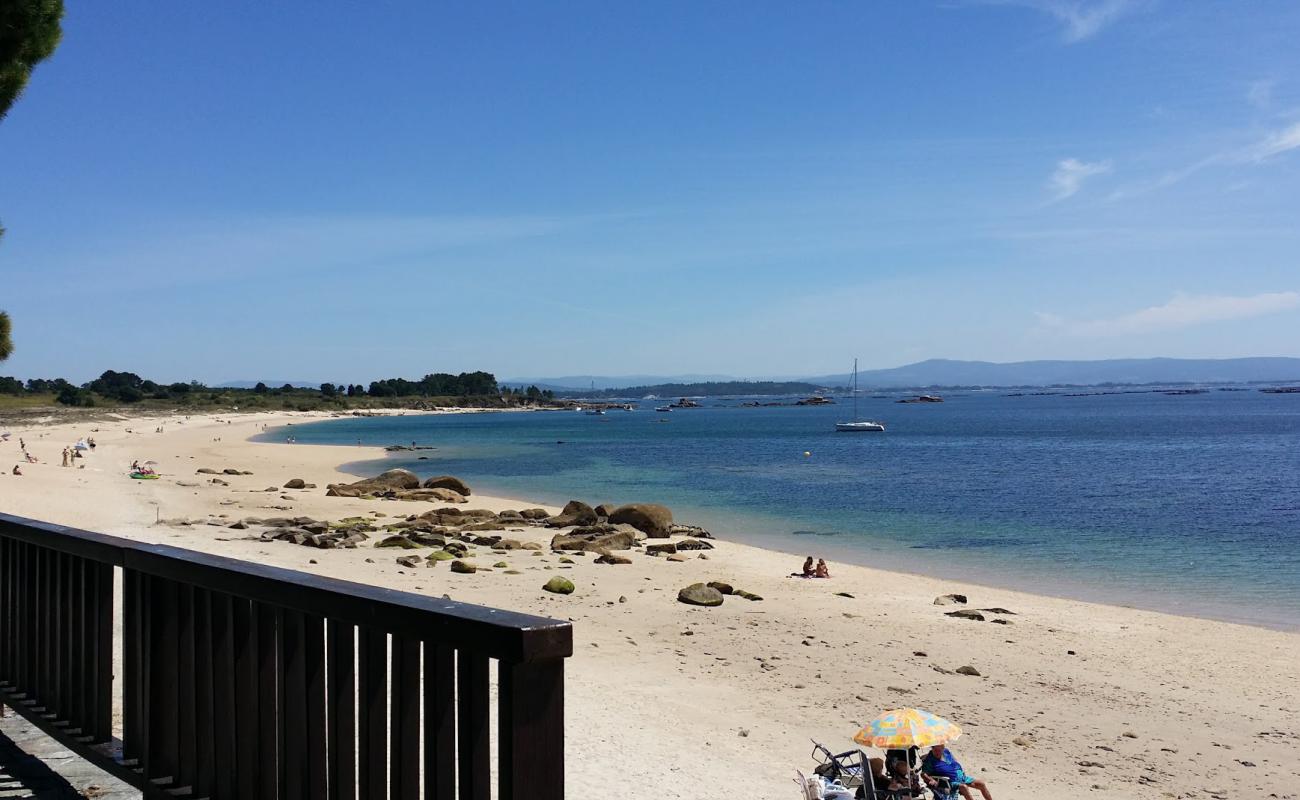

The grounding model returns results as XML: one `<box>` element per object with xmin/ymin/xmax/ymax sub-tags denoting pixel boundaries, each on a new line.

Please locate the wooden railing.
<box><xmin>0</xmin><ymin>513</ymin><xmax>572</xmax><ymax>799</ymax></box>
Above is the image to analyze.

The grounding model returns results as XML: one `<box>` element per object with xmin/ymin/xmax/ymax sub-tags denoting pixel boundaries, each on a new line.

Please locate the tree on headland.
<box><xmin>0</xmin><ymin>0</ymin><xmax>65</xmax><ymax>363</ymax></box>
<box><xmin>0</xmin><ymin>0</ymin><xmax>63</xmax><ymax>120</ymax></box>
<box><xmin>0</xmin><ymin>311</ymin><xmax>11</xmax><ymax>362</ymax></box>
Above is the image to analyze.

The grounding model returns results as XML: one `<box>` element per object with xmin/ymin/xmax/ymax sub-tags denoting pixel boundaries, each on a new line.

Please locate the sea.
<box><xmin>261</xmin><ymin>389</ymin><xmax>1300</xmax><ymax>630</ymax></box>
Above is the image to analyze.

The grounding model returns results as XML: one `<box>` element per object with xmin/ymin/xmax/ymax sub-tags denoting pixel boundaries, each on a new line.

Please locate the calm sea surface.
<box><xmin>264</xmin><ymin>391</ymin><xmax>1300</xmax><ymax>630</ymax></box>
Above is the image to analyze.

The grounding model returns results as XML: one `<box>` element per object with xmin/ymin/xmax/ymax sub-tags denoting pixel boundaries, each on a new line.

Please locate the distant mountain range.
<box><xmin>810</xmin><ymin>357</ymin><xmax>1300</xmax><ymax>388</ymax></box>
<box><xmin>513</xmin><ymin>358</ymin><xmax>1300</xmax><ymax>392</ymax></box>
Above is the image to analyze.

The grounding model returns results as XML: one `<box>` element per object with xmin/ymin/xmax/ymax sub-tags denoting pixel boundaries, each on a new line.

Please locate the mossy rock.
<box><xmin>449</xmin><ymin>560</ymin><xmax>476</xmax><ymax>574</ymax></box>
<box><xmin>376</xmin><ymin>535</ymin><xmax>421</xmax><ymax>550</ymax></box>
<box><xmin>427</xmin><ymin>550</ymin><xmax>456</xmax><ymax>562</ymax></box>
<box><xmin>543</xmin><ymin>577</ymin><xmax>575</xmax><ymax>595</ymax></box>
<box><xmin>558</xmin><ymin>556</ymin><xmax>574</xmax><ymax>564</ymax></box>
<box><xmin>494</xmin><ymin>561</ymin><xmax>509</xmax><ymax>568</ymax></box>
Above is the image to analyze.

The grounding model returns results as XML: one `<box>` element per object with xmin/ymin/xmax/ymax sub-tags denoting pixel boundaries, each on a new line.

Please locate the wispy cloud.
<box><xmin>982</xmin><ymin>0</ymin><xmax>1142</xmax><ymax>43</ymax></box>
<box><xmin>1247</xmin><ymin>121</ymin><xmax>1300</xmax><ymax>162</ymax></box>
<box><xmin>1109</xmin><ymin>121</ymin><xmax>1300</xmax><ymax>200</ymax></box>
<box><xmin>1035</xmin><ymin>291</ymin><xmax>1300</xmax><ymax>336</ymax></box>
<box><xmin>1048</xmin><ymin>157</ymin><xmax>1112</xmax><ymax>199</ymax></box>
<box><xmin>1246</xmin><ymin>79</ymin><xmax>1277</xmax><ymax>110</ymax></box>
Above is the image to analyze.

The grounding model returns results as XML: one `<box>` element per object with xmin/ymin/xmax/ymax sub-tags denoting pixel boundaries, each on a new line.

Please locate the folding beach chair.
<box><xmin>811</xmin><ymin>740</ymin><xmax>867</xmax><ymax>789</ymax></box>
<box><xmin>810</xmin><ymin>741</ymin><xmax>921</xmax><ymax>800</ymax></box>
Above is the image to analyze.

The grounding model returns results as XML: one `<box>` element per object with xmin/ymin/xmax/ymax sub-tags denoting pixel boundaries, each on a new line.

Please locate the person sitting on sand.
<box><xmin>815</xmin><ymin>558</ymin><xmax>831</xmax><ymax>578</ymax></box>
<box><xmin>790</xmin><ymin>556</ymin><xmax>816</xmax><ymax>578</ymax></box>
<box><xmin>884</xmin><ymin>757</ymin><xmax>931</xmax><ymax>797</ymax></box>
<box><xmin>922</xmin><ymin>743</ymin><xmax>992</xmax><ymax>800</ymax></box>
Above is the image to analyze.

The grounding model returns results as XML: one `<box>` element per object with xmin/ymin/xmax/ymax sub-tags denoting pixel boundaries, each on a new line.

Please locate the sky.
<box><xmin>2</xmin><ymin>0</ymin><xmax>1299</xmax><ymax>384</ymax></box>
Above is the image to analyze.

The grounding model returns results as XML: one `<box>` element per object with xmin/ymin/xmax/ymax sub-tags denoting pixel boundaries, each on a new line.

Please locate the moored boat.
<box><xmin>835</xmin><ymin>359</ymin><xmax>886</xmax><ymax>433</ymax></box>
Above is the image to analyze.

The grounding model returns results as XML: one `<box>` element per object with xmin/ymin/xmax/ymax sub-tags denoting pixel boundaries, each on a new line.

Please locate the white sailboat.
<box><xmin>835</xmin><ymin>359</ymin><xmax>885</xmax><ymax>432</ymax></box>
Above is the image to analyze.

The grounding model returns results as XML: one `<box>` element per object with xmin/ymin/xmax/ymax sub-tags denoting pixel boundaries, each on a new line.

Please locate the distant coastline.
<box><xmin>507</xmin><ymin>356</ymin><xmax>1300</xmax><ymax>395</ymax></box>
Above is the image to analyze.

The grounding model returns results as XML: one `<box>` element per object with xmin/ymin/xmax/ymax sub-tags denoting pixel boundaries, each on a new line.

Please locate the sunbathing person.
<box><xmin>922</xmin><ymin>743</ymin><xmax>992</xmax><ymax>800</ymax></box>
<box><xmin>815</xmin><ymin>558</ymin><xmax>831</xmax><ymax>578</ymax></box>
<box><xmin>790</xmin><ymin>557</ymin><xmax>816</xmax><ymax>578</ymax></box>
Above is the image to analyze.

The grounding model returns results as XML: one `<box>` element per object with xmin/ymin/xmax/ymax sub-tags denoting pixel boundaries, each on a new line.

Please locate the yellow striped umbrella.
<box><xmin>853</xmin><ymin>708</ymin><xmax>962</xmax><ymax>749</ymax></box>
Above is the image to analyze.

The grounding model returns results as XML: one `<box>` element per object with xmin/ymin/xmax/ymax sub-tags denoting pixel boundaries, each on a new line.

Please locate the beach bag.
<box><xmin>821</xmin><ymin>782</ymin><xmax>855</xmax><ymax>800</ymax></box>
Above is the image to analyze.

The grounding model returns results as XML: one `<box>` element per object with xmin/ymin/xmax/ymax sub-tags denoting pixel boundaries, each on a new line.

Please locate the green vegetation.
<box><xmin>1</xmin><ymin>0</ymin><xmax>65</xmax><ymax>363</ymax></box>
<box><xmin>0</xmin><ymin>311</ymin><xmax>11</xmax><ymax>362</ymax></box>
<box><xmin>0</xmin><ymin>369</ymin><xmax>558</xmax><ymax>411</ymax></box>
<box><xmin>0</xmin><ymin>0</ymin><xmax>62</xmax><ymax>120</ymax></box>
<box><xmin>575</xmin><ymin>380</ymin><xmax>831</xmax><ymax>398</ymax></box>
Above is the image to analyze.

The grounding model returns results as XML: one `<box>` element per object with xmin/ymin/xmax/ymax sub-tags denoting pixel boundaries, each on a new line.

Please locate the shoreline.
<box><xmin>1</xmin><ymin>408</ymin><xmax>1296</xmax><ymax>798</ymax></box>
<box><xmin>281</xmin><ymin>414</ymin><xmax>1298</xmax><ymax>634</ymax></box>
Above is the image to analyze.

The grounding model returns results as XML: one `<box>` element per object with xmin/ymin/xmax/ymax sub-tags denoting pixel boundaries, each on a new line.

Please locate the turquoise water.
<box><xmin>265</xmin><ymin>391</ymin><xmax>1300</xmax><ymax>630</ymax></box>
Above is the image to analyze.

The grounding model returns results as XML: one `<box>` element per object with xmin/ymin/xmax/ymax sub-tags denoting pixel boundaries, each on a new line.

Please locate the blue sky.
<box><xmin>2</xmin><ymin>0</ymin><xmax>1299</xmax><ymax>383</ymax></box>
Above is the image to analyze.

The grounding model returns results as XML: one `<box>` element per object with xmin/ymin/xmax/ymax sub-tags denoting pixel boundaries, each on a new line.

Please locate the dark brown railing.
<box><xmin>0</xmin><ymin>512</ymin><xmax>572</xmax><ymax>799</ymax></box>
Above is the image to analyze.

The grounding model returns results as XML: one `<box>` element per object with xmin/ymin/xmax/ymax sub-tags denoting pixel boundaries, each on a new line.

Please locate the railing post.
<box><xmin>498</xmin><ymin>658</ymin><xmax>565</xmax><ymax>800</ymax></box>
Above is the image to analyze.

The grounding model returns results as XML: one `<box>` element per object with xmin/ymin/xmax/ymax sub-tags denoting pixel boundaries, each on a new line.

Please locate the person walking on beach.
<box><xmin>61</xmin><ymin>447</ymin><xmax>70</xmax><ymax>467</ymax></box>
<box><xmin>922</xmin><ymin>744</ymin><xmax>992</xmax><ymax>800</ymax></box>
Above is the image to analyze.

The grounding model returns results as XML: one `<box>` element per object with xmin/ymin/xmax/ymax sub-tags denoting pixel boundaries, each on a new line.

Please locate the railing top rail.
<box><xmin>0</xmin><ymin>512</ymin><xmax>572</xmax><ymax>662</ymax></box>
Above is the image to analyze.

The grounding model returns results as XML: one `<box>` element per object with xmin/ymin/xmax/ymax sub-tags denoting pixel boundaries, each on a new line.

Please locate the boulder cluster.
<box><xmin>325</xmin><ymin>469</ymin><xmax>473</xmax><ymax>503</ymax></box>
<box><xmin>163</xmin><ymin>470</ymin><xmax>720</xmax><ymax>581</ymax></box>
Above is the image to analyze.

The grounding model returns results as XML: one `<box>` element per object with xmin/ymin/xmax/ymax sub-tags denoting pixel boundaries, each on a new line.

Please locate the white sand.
<box><xmin>1</xmin><ymin>410</ymin><xmax>1296</xmax><ymax>799</ymax></box>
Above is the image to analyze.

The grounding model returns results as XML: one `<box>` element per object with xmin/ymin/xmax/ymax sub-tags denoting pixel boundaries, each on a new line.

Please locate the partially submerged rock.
<box><xmin>945</xmin><ymin>609</ymin><xmax>985</xmax><ymax>621</ymax></box>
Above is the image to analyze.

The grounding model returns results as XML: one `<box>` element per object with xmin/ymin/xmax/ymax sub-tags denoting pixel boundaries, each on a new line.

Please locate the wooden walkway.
<box><xmin>0</xmin><ymin>711</ymin><xmax>137</xmax><ymax>799</ymax></box>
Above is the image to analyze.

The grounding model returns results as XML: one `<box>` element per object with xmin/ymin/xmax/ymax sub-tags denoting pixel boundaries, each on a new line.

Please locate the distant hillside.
<box><xmin>563</xmin><ymin>381</ymin><xmax>827</xmax><ymax>398</ymax></box>
<box><xmin>809</xmin><ymin>357</ymin><xmax>1300</xmax><ymax>388</ymax></box>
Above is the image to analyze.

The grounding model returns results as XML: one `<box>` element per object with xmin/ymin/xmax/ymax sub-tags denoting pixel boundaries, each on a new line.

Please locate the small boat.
<box><xmin>655</xmin><ymin>406</ymin><xmax>673</xmax><ymax>413</ymax></box>
<box><xmin>834</xmin><ymin>420</ymin><xmax>886</xmax><ymax>432</ymax></box>
<box><xmin>584</xmin><ymin>409</ymin><xmax>605</xmax><ymax>416</ymax></box>
<box><xmin>835</xmin><ymin>359</ymin><xmax>885</xmax><ymax>433</ymax></box>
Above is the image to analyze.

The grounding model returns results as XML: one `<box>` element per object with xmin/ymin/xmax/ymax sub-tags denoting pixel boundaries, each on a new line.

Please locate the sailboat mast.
<box><xmin>852</xmin><ymin>358</ymin><xmax>859</xmax><ymax>422</ymax></box>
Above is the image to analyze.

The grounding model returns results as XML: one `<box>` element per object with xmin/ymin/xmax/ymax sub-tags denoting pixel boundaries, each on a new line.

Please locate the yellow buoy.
<box><xmin>804</xmin><ymin>451</ymin><xmax>812</xmax><ymax>457</ymax></box>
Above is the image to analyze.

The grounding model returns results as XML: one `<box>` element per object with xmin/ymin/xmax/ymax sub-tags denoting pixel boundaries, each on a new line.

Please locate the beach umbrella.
<box><xmin>853</xmin><ymin>708</ymin><xmax>961</xmax><ymax>749</ymax></box>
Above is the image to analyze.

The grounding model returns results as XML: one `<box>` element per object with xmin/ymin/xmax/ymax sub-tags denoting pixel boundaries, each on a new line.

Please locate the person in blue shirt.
<box><xmin>921</xmin><ymin>743</ymin><xmax>993</xmax><ymax>800</ymax></box>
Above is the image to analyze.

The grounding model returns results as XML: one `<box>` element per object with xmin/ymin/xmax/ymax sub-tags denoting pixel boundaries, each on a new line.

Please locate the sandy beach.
<box><xmin>0</xmin><ymin>409</ymin><xmax>1296</xmax><ymax>799</ymax></box>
